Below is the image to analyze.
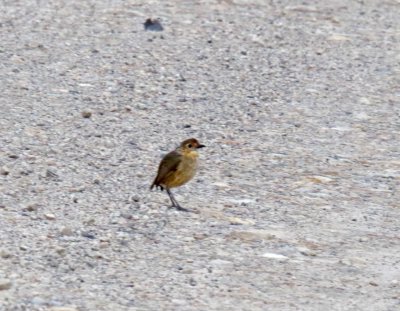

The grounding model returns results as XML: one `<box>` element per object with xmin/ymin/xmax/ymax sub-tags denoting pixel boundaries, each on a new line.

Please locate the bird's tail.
<box><xmin>150</xmin><ymin>177</ymin><xmax>158</xmax><ymax>190</ymax></box>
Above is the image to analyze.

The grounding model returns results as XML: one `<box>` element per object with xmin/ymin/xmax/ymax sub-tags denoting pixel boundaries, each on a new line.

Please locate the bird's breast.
<box><xmin>164</xmin><ymin>155</ymin><xmax>198</xmax><ymax>188</ymax></box>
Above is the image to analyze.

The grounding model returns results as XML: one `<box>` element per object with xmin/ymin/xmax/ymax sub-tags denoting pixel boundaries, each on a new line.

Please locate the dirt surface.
<box><xmin>1</xmin><ymin>1</ymin><xmax>399</xmax><ymax>310</ymax></box>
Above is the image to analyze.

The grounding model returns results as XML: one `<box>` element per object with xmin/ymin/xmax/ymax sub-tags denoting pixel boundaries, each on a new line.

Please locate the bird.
<box><xmin>150</xmin><ymin>138</ymin><xmax>205</xmax><ymax>211</ymax></box>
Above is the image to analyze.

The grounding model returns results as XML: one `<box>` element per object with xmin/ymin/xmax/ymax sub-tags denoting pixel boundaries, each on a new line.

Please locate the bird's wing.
<box><xmin>151</xmin><ymin>150</ymin><xmax>182</xmax><ymax>189</ymax></box>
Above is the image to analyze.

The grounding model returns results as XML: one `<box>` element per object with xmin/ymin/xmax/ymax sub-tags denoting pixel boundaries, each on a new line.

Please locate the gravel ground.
<box><xmin>1</xmin><ymin>0</ymin><xmax>399</xmax><ymax>310</ymax></box>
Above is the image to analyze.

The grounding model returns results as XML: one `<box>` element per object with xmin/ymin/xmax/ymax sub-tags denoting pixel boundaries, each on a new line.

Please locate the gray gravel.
<box><xmin>1</xmin><ymin>0</ymin><xmax>400</xmax><ymax>310</ymax></box>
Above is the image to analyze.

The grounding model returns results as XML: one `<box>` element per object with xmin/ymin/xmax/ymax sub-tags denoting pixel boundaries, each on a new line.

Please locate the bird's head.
<box><xmin>179</xmin><ymin>138</ymin><xmax>205</xmax><ymax>153</ymax></box>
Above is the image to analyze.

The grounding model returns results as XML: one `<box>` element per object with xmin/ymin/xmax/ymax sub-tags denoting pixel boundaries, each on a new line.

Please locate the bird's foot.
<box><xmin>176</xmin><ymin>205</ymin><xmax>190</xmax><ymax>212</ymax></box>
<box><xmin>169</xmin><ymin>205</ymin><xmax>190</xmax><ymax>212</ymax></box>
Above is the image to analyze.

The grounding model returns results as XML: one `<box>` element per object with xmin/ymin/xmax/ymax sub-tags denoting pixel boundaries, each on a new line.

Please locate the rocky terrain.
<box><xmin>0</xmin><ymin>0</ymin><xmax>399</xmax><ymax>310</ymax></box>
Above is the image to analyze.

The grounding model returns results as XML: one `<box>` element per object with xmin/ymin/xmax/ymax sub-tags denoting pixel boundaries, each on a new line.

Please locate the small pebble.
<box><xmin>0</xmin><ymin>249</ymin><xmax>12</xmax><ymax>259</ymax></box>
<box><xmin>144</xmin><ymin>18</ymin><xmax>163</xmax><ymax>31</ymax></box>
<box><xmin>260</xmin><ymin>253</ymin><xmax>289</xmax><ymax>260</ymax></box>
<box><xmin>182</xmin><ymin>237</ymin><xmax>194</xmax><ymax>242</ymax></box>
<box><xmin>119</xmin><ymin>240</ymin><xmax>129</xmax><ymax>247</ymax></box>
<box><xmin>84</xmin><ymin>218</ymin><xmax>96</xmax><ymax>225</ymax></box>
<box><xmin>24</xmin><ymin>203</ymin><xmax>39</xmax><ymax>212</ymax></box>
<box><xmin>121</xmin><ymin>213</ymin><xmax>133</xmax><ymax>220</ymax></box>
<box><xmin>81</xmin><ymin>110</ymin><xmax>92</xmax><ymax>118</ymax></box>
<box><xmin>60</xmin><ymin>227</ymin><xmax>74</xmax><ymax>236</ymax></box>
<box><xmin>44</xmin><ymin>213</ymin><xmax>56</xmax><ymax>220</ymax></box>
<box><xmin>0</xmin><ymin>279</ymin><xmax>12</xmax><ymax>290</ymax></box>
<box><xmin>130</xmin><ymin>194</ymin><xmax>140</xmax><ymax>202</ymax></box>
<box><xmin>56</xmin><ymin>247</ymin><xmax>66</xmax><ymax>255</ymax></box>
<box><xmin>327</xmin><ymin>34</ymin><xmax>351</xmax><ymax>41</ymax></box>
<box><xmin>189</xmin><ymin>278</ymin><xmax>197</xmax><ymax>286</ymax></box>
<box><xmin>99</xmin><ymin>242</ymin><xmax>109</xmax><ymax>249</ymax></box>
<box><xmin>110</xmin><ymin>218</ymin><xmax>119</xmax><ymax>224</ymax></box>
<box><xmin>0</xmin><ymin>166</ymin><xmax>10</xmax><ymax>175</ymax></box>
<box><xmin>297</xmin><ymin>247</ymin><xmax>317</xmax><ymax>257</ymax></box>
<box><xmin>46</xmin><ymin>169</ymin><xmax>59</xmax><ymax>179</ymax></box>
<box><xmin>81</xmin><ymin>231</ymin><xmax>96</xmax><ymax>239</ymax></box>
<box><xmin>229</xmin><ymin>217</ymin><xmax>255</xmax><ymax>225</ymax></box>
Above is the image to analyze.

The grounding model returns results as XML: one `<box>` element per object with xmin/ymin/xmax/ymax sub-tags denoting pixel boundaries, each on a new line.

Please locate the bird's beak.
<box><xmin>197</xmin><ymin>144</ymin><xmax>206</xmax><ymax>149</ymax></box>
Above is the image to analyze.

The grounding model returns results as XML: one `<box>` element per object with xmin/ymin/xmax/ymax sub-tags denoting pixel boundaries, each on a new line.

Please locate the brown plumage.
<box><xmin>151</xmin><ymin>138</ymin><xmax>205</xmax><ymax>211</ymax></box>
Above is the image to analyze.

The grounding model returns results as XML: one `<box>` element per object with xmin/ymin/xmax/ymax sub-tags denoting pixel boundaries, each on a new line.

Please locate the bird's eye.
<box><xmin>187</xmin><ymin>144</ymin><xmax>193</xmax><ymax>148</ymax></box>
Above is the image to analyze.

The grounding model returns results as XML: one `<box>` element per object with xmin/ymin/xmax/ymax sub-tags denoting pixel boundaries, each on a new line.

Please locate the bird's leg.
<box><xmin>166</xmin><ymin>188</ymin><xmax>177</xmax><ymax>206</ymax></box>
<box><xmin>166</xmin><ymin>189</ymin><xmax>189</xmax><ymax>212</ymax></box>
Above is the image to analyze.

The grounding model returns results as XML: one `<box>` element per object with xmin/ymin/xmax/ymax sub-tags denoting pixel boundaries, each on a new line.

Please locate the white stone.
<box><xmin>260</xmin><ymin>253</ymin><xmax>289</xmax><ymax>260</ymax></box>
<box><xmin>44</xmin><ymin>213</ymin><xmax>56</xmax><ymax>220</ymax></box>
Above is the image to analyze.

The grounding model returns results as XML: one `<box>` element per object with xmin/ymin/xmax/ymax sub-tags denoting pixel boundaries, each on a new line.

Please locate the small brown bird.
<box><xmin>150</xmin><ymin>138</ymin><xmax>205</xmax><ymax>211</ymax></box>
